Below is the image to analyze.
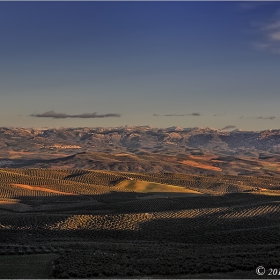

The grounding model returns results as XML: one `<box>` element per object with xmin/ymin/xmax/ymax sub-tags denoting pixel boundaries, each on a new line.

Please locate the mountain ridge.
<box><xmin>1</xmin><ymin>126</ymin><xmax>280</xmax><ymax>175</ymax></box>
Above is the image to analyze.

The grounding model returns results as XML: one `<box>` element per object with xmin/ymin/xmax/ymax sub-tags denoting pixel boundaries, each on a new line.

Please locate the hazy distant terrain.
<box><xmin>1</xmin><ymin>126</ymin><xmax>280</xmax><ymax>176</ymax></box>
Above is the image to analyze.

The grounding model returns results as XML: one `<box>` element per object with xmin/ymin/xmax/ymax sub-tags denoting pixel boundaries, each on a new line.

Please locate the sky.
<box><xmin>1</xmin><ymin>1</ymin><xmax>280</xmax><ymax>131</ymax></box>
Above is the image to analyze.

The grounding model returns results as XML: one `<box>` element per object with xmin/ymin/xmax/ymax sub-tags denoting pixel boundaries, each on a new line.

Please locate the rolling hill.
<box><xmin>1</xmin><ymin>168</ymin><xmax>280</xmax><ymax>278</ymax></box>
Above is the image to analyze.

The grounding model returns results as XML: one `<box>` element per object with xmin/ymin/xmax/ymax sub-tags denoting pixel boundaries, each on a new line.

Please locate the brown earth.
<box><xmin>12</xmin><ymin>184</ymin><xmax>78</xmax><ymax>196</ymax></box>
<box><xmin>180</xmin><ymin>160</ymin><xmax>222</xmax><ymax>171</ymax></box>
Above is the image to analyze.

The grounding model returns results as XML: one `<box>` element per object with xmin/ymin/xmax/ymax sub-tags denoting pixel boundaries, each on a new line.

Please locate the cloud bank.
<box><xmin>153</xmin><ymin>113</ymin><xmax>201</xmax><ymax>117</ymax></box>
<box><xmin>221</xmin><ymin>125</ymin><xmax>236</xmax><ymax>130</ymax></box>
<box><xmin>30</xmin><ymin>111</ymin><xmax>121</xmax><ymax>119</ymax></box>
<box><xmin>256</xmin><ymin>116</ymin><xmax>276</xmax><ymax>120</ymax></box>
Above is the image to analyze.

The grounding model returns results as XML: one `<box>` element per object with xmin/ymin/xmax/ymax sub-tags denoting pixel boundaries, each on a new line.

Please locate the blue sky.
<box><xmin>1</xmin><ymin>1</ymin><xmax>280</xmax><ymax>130</ymax></box>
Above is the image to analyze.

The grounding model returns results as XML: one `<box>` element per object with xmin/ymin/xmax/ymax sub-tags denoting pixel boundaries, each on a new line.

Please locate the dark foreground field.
<box><xmin>1</xmin><ymin>168</ymin><xmax>280</xmax><ymax>278</ymax></box>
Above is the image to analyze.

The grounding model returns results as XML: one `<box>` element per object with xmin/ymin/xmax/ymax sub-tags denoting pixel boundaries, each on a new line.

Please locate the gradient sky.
<box><xmin>1</xmin><ymin>1</ymin><xmax>280</xmax><ymax>131</ymax></box>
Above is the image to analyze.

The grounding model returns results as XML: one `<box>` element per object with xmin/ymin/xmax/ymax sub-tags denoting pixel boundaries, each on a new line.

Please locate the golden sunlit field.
<box><xmin>1</xmin><ymin>168</ymin><xmax>280</xmax><ymax>278</ymax></box>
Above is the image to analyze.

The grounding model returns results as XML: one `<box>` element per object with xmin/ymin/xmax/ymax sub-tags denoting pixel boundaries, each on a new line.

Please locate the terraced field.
<box><xmin>1</xmin><ymin>168</ymin><xmax>280</xmax><ymax>278</ymax></box>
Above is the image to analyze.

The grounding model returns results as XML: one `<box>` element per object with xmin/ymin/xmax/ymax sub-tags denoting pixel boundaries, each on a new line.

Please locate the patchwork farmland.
<box><xmin>1</xmin><ymin>168</ymin><xmax>280</xmax><ymax>278</ymax></box>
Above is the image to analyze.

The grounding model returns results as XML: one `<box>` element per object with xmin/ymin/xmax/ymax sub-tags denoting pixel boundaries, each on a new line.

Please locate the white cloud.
<box><xmin>253</xmin><ymin>18</ymin><xmax>280</xmax><ymax>54</ymax></box>
<box><xmin>238</xmin><ymin>2</ymin><xmax>267</xmax><ymax>11</ymax></box>
<box><xmin>268</xmin><ymin>31</ymin><xmax>280</xmax><ymax>41</ymax></box>
<box><xmin>262</xmin><ymin>20</ymin><xmax>280</xmax><ymax>30</ymax></box>
<box><xmin>241</xmin><ymin>2</ymin><xmax>280</xmax><ymax>54</ymax></box>
<box><xmin>252</xmin><ymin>42</ymin><xmax>271</xmax><ymax>50</ymax></box>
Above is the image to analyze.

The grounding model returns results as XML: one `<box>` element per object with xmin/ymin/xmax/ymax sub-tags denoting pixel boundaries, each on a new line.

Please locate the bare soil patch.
<box><xmin>180</xmin><ymin>160</ymin><xmax>222</xmax><ymax>171</ymax></box>
<box><xmin>189</xmin><ymin>155</ymin><xmax>215</xmax><ymax>160</ymax></box>
<box><xmin>8</xmin><ymin>151</ymin><xmax>37</xmax><ymax>155</ymax></box>
<box><xmin>12</xmin><ymin>184</ymin><xmax>78</xmax><ymax>196</ymax></box>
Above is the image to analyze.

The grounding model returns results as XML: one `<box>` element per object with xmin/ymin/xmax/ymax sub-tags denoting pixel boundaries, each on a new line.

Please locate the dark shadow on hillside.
<box><xmin>2</xmin><ymin>192</ymin><xmax>280</xmax><ymax>214</ymax></box>
<box><xmin>0</xmin><ymin>154</ymin><xmax>77</xmax><ymax>168</ymax></box>
<box><xmin>63</xmin><ymin>170</ymin><xmax>90</xmax><ymax>179</ymax></box>
<box><xmin>2</xmin><ymin>203</ymin><xmax>280</xmax><ymax>245</ymax></box>
<box><xmin>137</xmin><ymin>212</ymin><xmax>280</xmax><ymax>244</ymax></box>
<box><xmin>0</xmin><ymin>192</ymin><xmax>280</xmax><ymax>243</ymax></box>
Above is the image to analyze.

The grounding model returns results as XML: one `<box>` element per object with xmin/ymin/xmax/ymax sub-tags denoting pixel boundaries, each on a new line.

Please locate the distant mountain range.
<box><xmin>1</xmin><ymin>126</ymin><xmax>280</xmax><ymax>175</ymax></box>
